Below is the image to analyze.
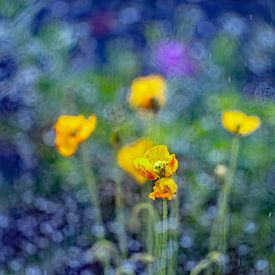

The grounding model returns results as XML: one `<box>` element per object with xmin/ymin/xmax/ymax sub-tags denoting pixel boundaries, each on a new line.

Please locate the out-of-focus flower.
<box><xmin>222</xmin><ymin>110</ymin><xmax>261</xmax><ymax>136</ymax></box>
<box><xmin>128</xmin><ymin>75</ymin><xmax>166</xmax><ymax>112</ymax></box>
<box><xmin>214</xmin><ymin>164</ymin><xmax>228</xmax><ymax>178</ymax></box>
<box><xmin>154</xmin><ymin>41</ymin><xmax>197</xmax><ymax>77</ymax></box>
<box><xmin>134</xmin><ymin>145</ymin><xmax>178</xmax><ymax>180</ymax></box>
<box><xmin>54</xmin><ymin>115</ymin><xmax>97</xmax><ymax>157</ymax></box>
<box><xmin>117</xmin><ymin>139</ymin><xmax>153</xmax><ymax>184</ymax></box>
<box><xmin>149</xmin><ymin>177</ymin><xmax>177</xmax><ymax>200</ymax></box>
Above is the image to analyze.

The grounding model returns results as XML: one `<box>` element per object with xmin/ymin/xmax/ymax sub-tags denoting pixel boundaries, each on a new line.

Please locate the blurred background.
<box><xmin>0</xmin><ymin>0</ymin><xmax>274</xmax><ymax>274</ymax></box>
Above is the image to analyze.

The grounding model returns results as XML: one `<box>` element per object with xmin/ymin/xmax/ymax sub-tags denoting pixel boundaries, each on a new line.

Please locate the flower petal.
<box><xmin>129</xmin><ymin>75</ymin><xmax>166</xmax><ymax>110</ymax></box>
<box><xmin>239</xmin><ymin>116</ymin><xmax>261</xmax><ymax>136</ymax></box>
<box><xmin>134</xmin><ymin>157</ymin><xmax>159</xmax><ymax>180</ymax></box>
<box><xmin>55</xmin><ymin>135</ymin><xmax>79</xmax><ymax>157</ymax></box>
<box><xmin>165</xmin><ymin>154</ymin><xmax>179</xmax><ymax>177</ymax></box>
<box><xmin>117</xmin><ymin>139</ymin><xmax>153</xmax><ymax>184</ymax></box>
<box><xmin>222</xmin><ymin>111</ymin><xmax>246</xmax><ymax>134</ymax></box>
<box><xmin>222</xmin><ymin>110</ymin><xmax>261</xmax><ymax>136</ymax></box>
<box><xmin>54</xmin><ymin>115</ymin><xmax>86</xmax><ymax>135</ymax></box>
<box><xmin>149</xmin><ymin>178</ymin><xmax>177</xmax><ymax>200</ymax></box>
<box><xmin>145</xmin><ymin>145</ymin><xmax>170</xmax><ymax>163</ymax></box>
<box><xmin>54</xmin><ymin>114</ymin><xmax>97</xmax><ymax>157</ymax></box>
<box><xmin>77</xmin><ymin>115</ymin><xmax>97</xmax><ymax>142</ymax></box>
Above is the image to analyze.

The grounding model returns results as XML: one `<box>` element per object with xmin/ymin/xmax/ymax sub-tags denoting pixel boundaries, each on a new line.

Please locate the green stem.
<box><xmin>161</xmin><ymin>199</ymin><xmax>168</xmax><ymax>275</ymax></box>
<box><xmin>168</xmin><ymin>193</ymin><xmax>179</xmax><ymax>274</ymax></box>
<box><xmin>80</xmin><ymin>147</ymin><xmax>105</xmax><ymax>238</ymax></box>
<box><xmin>145</xmin><ymin>113</ymin><xmax>160</xmax><ymax>143</ymax></box>
<box><xmin>191</xmin><ymin>252</ymin><xmax>222</xmax><ymax>275</ymax></box>
<box><xmin>208</xmin><ymin>136</ymin><xmax>240</xmax><ymax>273</ymax></box>
<box><xmin>131</xmin><ymin>202</ymin><xmax>161</xmax><ymax>273</ymax></box>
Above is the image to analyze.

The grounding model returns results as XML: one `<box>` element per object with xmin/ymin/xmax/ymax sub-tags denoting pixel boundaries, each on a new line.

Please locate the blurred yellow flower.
<box><xmin>222</xmin><ymin>110</ymin><xmax>261</xmax><ymax>136</ymax></box>
<box><xmin>149</xmin><ymin>178</ymin><xmax>177</xmax><ymax>200</ymax></box>
<box><xmin>128</xmin><ymin>75</ymin><xmax>166</xmax><ymax>111</ymax></box>
<box><xmin>54</xmin><ymin>115</ymin><xmax>97</xmax><ymax>157</ymax></box>
<box><xmin>134</xmin><ymin>145</ymin><xmax>178</xmax><ymax>180</ymax></box>
<box><xmin>117</xmin><ymin>139</ymin><xmax>154</xmax><ymax>184</ymax></box>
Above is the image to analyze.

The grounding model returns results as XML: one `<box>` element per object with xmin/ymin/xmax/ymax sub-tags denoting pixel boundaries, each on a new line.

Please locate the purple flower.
<box><xmin>153</xmin><ymin>41</ymin><xmax>197</xmax><ymax>77</ymax></box>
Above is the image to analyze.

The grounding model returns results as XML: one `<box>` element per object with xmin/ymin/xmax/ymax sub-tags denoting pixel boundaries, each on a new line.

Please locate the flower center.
<box><xmin>154</xmin><ymin>161</ymin><xmax>166</xmax><ymax>177</ymax></box>
<box><xmin>149</xmin><ymin>97</ymin><xmax>160</xmax><ymax>112</ymax></box>
<box><xmin>235</xmin><ymin>124</ymin><xmax>241</xmax><ymax>135</ymax></box>
<box><xmin>70</xmin><ymin>129</ymin><xmax>78</xmax><ymax>137</ymax></box>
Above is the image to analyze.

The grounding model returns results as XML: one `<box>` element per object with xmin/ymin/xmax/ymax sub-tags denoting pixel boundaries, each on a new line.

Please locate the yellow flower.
<box><xmin>222</xmin><ymin>110</ymin><xmax>261</xmax><ymax>136</ymax></box>
<box><xmin>149</xmin><ymin>178</ymin><xmax>177</xmax><ymax>200</ymax></box>
<box><xmin>117</xmin><ymin>139</ymin><xmax>154</xmax><ymax>184</ymax></box>
<box><xmin>128</xmin><ymin>75</ymin><xmax>166</xmax><ymax>111</ymax></box>
<box><xmin>54</xmin><ymin>115</ymin><xmax>97</xmax><ymax>157</ymax></box>
<box><xmin>134</xmin><ymin>145</ymin><xmax>178</xmax><ymax>180</ymax></box>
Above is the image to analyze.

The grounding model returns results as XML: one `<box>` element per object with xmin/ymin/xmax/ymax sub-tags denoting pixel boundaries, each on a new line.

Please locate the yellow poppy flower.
<box><xmin>134</xmin><ymin>145</ymin><xmax>178</xmax><ymax>180</ymax></box>
<box><xmin>149</xmin><ymin>178</ymin><xmax>177</xmax><ymax>200</ymax></box>
<box><xmin>54</xmin><ymin>115</ymin><xmax>97</xmax><ymax>157</ymax></box>
<box><xmin>128</xmin><ymin>75</ymin><xmax>166</xmax><ymax>111</ymax></box>
<box><xmin>222</xmin><ymin>110</ymin><xmax>261</xmax><ymax>136</ymax></box>
<box><xmin>117</xmin><ymin>139</ymin><xmax>154</xmax><ymax>184</ymax></box>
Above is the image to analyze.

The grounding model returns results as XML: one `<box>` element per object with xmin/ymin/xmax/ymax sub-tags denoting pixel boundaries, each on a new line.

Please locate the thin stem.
<box><xmin>208</xmin><ymin>136</ymin><xmax>240</xmax><ymax>273</ymax></box>
<box><xmin>168</xmin><ymin>193</ymin><xmax>179</xmax><ymax>274</ymax></box>
<box><xmin>131</xmin><ymin>202</ymin><xmax>161</xmax><ymax>273</ymax></box>
<box><xmin>191</xmin><ymin>252</ymin><xmax>222</xmax><ymax>275</ymax></box>
<box><xmin>161</xmin><ymin>199</ymin><xmax>168</xmax><ymax>275</ymax></box>
<box><xmin>145</xmin><ymin>113</ymin><xmax>160</xmax><ymax>143</ymax></box>
<box><xmin>80</xmin><ymin>146</ymin><xmax>105</xmax><ymax>238</ymax></box>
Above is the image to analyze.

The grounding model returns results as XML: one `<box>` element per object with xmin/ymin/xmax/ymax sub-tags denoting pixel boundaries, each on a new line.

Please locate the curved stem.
<box><xmin>131</xmin><ymin>201</ymin><xmax>161</xmax><ymax>259</ymax></box>
<box><xmin>191</xmin><ymin>252</ymin><xmax>222</xmax><ymax>275</ymax></box>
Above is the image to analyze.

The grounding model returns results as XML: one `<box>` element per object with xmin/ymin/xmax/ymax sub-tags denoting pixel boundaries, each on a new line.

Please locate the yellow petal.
<box><xmin>238</xmin><ymin>116</ymin><xmax>261</xmax><ymax>136</ymax></box>
<box><xmin>54</xmin><ymin>114</ymin><xmax>97</xmax><ymax>157</ymax></box>
<box><xmin>134</xmin><ymin>157</ymin><xmax>159</xmax><ymax>180</ymax></box>
<box><xmin>55</xmin><ymin>135</ymin><xmax>79</xmax><ymax>157</ymax></box>
<box><xmin>165</xmin><ymin>154</ymin><xmax>179</xmax><ymax>177</ymax></box>
<box><xmin>149</xmin><ymin>178</ymin><xmax>177</xmax><ymax>200</ymax></box>
<box><xmin>54</xmin><ymin>115</ymin><xmax>86</xmax><ymax>135</ymax></box>
<box><xmin>129</xmin><ymin>75</ymin><xmax>166</xmax><ymax>110</ymax></box>
<box><xmin>222</xmin><ymin>111</ymin><xmax>246</xmax><ymax>134</ymax></box>
<box><xmin>117</xmin><ymin>139</ymin><xmax>153</xmax><ymax>184</ymax></box>
<box><xmin>222</xmin><ymin>110</ymin><xmax>261</xmax><ymax>136</ymax></box>
<box><xmin>77</xmin><ymin>115</ymin><xmax>97</xmax><ymax>142</ymax></box>
<box><xmin>145</xmin><ymin>145</ymin><xmax>170</xmax><ymax>163</ymax></box>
